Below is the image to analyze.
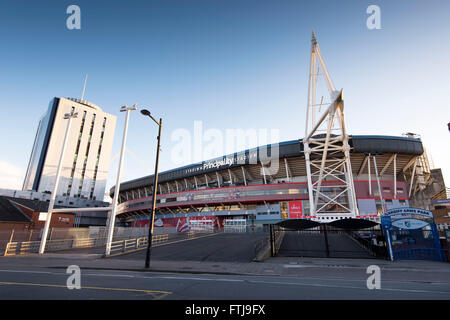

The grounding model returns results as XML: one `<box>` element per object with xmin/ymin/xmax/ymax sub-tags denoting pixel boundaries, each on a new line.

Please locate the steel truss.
<box><xmin>303</xmin><ymin>31</ymin><xmax>359</xmax><ymax>218</ymax></box>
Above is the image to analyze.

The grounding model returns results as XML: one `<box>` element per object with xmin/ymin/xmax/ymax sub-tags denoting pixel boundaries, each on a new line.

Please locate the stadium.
<box><xmin>111</xmin><ymin>135</ymin><xmax>424</xmax><ymax>232</ymax></box>
<box><xmin>106</xmin><ymin>33</ymin><xmax>447</xmax><ymax>262</ymax></box>
<box><xmin>110</xmin><ymin>33</ymin><xmax>433</xmax><ymax>235</ymax></box>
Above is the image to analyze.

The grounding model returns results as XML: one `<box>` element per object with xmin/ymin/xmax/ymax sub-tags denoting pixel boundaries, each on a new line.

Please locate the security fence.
<box><xmin>275</xmin><ymin>225</ymin><xmax>387</xmax><ymax>259</ymax></box>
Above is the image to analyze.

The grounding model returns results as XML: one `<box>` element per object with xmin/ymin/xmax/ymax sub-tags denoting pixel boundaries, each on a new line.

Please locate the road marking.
<box><xmin>0</xmin><ymin>281</ymin><xmax>172</xmax><ymax>300</ymax></box>
<box><xmin>245</xmin><ymin>279</ymin><xmax>450</xmax><ymax>295</ymax></box>
<box><xmin>151</xmin><ymin>275</ymin><xmax>244</xmax><ymax>282</ymax></box>
<box><xmin>0</xmin><ymin>269</ymin><xmax>54</xmax><ymax>274</ymax></box>
<box><xmin>83</xmin><ymin>273</ymin><xmax>135</xmax><ymax>278</ymax></box>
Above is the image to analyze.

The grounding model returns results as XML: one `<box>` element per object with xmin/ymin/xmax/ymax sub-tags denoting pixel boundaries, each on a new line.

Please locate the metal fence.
<box><xmin>393</xmin><ymin>248</ymin><xmax>450</xmax><ymax>261</ymax></box>
<box><xmin>3</xmin><ymin>233</ymin><xmax>171</xmax><ymax>257</ymax></box>
<box><xmin>108</xmin><ymin>234</ymin><xmax>169</xmax><ymax>256</ymax></box>
<box><xmin>275</xmin><ymin>225</ymin><xmax>387</xmax><ymax>259</ymax></box>
<box><xmin>1</xmin><ymin>227</ymin><xmax>151</xmax><ymax>256</ymax></box>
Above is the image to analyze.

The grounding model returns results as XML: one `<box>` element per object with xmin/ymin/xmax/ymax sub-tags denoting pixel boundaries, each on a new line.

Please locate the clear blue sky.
<box><xmin>0</xmin><ymin>0</ymin><xmax>449</xmax><ymax>198</ymax></box>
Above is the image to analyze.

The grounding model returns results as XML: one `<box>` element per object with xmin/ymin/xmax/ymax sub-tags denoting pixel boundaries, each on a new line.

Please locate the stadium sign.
<box><xmin>203</xmin><ymin>157</ymin><xmax>237</xmax><ymax>170</ymax></box>
<box><xmin>382</xmin><ymin>207</ymin><xmax>434</xmax><ymax>231</ymax></box>
<box><xmin>391</xmin><ymin>218</ymin><xmax>429</xmax><ymax>230</ymax></box>
<box><xmin>386</xmin><ymin>207</ymin><xmax>434</xmax><ymax>219</ymax></box>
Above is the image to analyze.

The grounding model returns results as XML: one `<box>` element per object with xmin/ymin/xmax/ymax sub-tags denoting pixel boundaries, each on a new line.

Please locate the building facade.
<box><xmin>110</xmin><ymin>136</ymin><xmax>427</xmax><ymax>230</ymax></box>
<box><xmin>23</xmin><ymin>97</ymin><xmax>117</xmax><ymax>202</ymax></box>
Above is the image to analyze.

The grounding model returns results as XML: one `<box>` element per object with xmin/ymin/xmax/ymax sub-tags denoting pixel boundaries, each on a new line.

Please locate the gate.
<box><xmin>275</xmin><ymin>224</ymin><xmax>387</xmax><ymax>259</ymax></box>
<box><xmin>389</xmin><ymin>228</ymin><xmax>445</xmax><ymax>261</ymax></box>
<box><xmin>381</xmin><ymin>207</ymin><xmax>447</xmax><ymax>262</ymax></box>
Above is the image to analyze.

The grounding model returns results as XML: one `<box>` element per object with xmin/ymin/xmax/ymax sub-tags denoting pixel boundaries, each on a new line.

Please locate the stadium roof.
<box><xmin>111</xmin><ymin>135</ymin><xmax>423</xmax><ymax>195</ymax></box>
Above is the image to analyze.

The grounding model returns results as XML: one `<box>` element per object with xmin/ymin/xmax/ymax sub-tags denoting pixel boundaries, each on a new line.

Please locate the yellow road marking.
<box><xmin>0</xmin><ymin>281</ymin><xmax>171</xmax><ymax>300</ymax></box>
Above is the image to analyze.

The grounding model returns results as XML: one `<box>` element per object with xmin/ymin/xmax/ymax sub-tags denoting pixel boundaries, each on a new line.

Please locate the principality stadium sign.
<box><xmin>202</xmin><ymin>157</ymin><xmax>237</xmax><ymax>170</ymax></box>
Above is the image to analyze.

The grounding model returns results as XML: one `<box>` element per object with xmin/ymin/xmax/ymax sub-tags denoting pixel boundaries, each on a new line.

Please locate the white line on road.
<box><xmin>83</xmin><ymin>273</ymin><xmax>135</xmax><ymax>278</ymax></box>
<box><xmin>146</xmin><ymin>275</ymin><xmax>244</xmax><ymax>282</ymax></box>
<box><xmin>0</xmin><ymin>269</ymin><xmax>54</xmax><ymax>275</ymax></box>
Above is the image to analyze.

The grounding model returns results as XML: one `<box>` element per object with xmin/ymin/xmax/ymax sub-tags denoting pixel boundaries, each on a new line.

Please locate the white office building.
<box><xmin>23</xmin><ymin>97</ymin><xmax>117</xmax><ymax>202</ymax></box>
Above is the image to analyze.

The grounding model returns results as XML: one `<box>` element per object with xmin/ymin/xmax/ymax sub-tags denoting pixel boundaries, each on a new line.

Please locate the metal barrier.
<box><xmin>393</xmin><ymin>248</ymin><xmax>450</xmax><ymax>262</ymax></box>
<box><xmin>3</xmin><ymin>234</ymin><xmax>166</xmax><ymax>256</ymax></box>
<box><xmin>108</xmin><ymin>234</ymin><xmax>169</xmax><ymax>256</ymax></box>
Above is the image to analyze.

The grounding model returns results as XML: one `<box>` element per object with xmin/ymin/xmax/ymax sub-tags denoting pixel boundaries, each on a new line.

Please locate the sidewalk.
<box><xmin>1</xmin><ymin>253</ymin><xmax>449</xmax><ymax>283</ymax></box>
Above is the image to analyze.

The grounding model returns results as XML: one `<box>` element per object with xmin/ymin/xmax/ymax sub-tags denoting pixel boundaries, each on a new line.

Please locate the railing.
<box><xmin>393</xmin><ymin>248</ymin><xmax>450</xmax><ymax>262</ymax></box>
<box><xmin>3</xmin><ymin>234</ymin><xmax>164</xmax><ymax>257</ymax></box>
<box><xmin>348</xmin><ymin>231</ymin><xmax>388</xmax><ymax>258</ymax></box>
<box><xmin>253</xmin><ymin>229</ymin><xmax>284</xmax><ymax>260</ymax></box>
<box><xmin>108</xmin><ymin>234</ymin><xmax>169</xmax><ymax>256</ymax></box>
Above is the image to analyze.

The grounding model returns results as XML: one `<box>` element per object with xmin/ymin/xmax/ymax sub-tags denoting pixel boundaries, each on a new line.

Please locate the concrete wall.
<box><xmin>409</xmin><ymin>169</ymin><xmax>446</xmax><ymax>210</ymax></box>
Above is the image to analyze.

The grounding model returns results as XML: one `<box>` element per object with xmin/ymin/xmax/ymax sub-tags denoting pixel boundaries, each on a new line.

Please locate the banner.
<box><xmin>386</xmin><ymin>207</ymin><xmax>434</xmax><ymax>219</ymax></box>
<box><xmin>288</xmin><ymin>201</ymin><xmax>303</xmax><ymax>219</ymax></box>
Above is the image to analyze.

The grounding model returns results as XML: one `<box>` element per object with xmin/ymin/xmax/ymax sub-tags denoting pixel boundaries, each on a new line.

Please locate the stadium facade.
<box><xmin>111</xmin><ymin>135</ymin><xmax>424</xmax><ymax>231</ymax></box>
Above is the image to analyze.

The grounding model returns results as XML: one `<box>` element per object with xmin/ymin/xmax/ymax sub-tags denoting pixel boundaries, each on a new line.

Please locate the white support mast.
<box><xmin>303</xmin><ymin>31</ymin><xmax>359</xmax><ymax>220</ymax></box>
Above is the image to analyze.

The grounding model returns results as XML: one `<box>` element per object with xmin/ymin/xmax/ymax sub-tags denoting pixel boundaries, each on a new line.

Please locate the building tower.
<box><xmin>23</xmin><ymin>97</ymin><xmax>117</xmax><ymax>201</ymax></box>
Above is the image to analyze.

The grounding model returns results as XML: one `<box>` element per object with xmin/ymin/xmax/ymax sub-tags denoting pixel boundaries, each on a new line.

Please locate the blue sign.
<box><xmin>380</xmin><ymin>216</ymin><xmax>392</xmax><ymax>231</ymax></box>
<box><xmin>387</xmin><ymin>207</ymin><xmax>434</xmax><ymax>219</ymax></box>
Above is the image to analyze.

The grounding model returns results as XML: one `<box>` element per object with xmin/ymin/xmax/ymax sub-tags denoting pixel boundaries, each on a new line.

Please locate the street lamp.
<box><xmin>39</xmin><ymin>110</ymin><xmax>78</xmax><ymax>254</ymax></box>
<box><xmin>105</xmin><ymin>104</ymin><xmax>137</xmax><ymax>256</ymax></box>
<box><xmin>141</xmin><ymin>108</ymin><xmax>162</xmax><ymax>269</ymax></box>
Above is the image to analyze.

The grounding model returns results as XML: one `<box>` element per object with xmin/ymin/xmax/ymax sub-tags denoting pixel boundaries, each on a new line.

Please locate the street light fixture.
<box><xmin>39</xmin><ymin>110</ymin><xmax>78</xmax><ymax>254</ymax></box>
<box><xmin>105</xmin><ymin>104</ymin><xmax>137</xmax><ymax>256</ymax></box>
<box><xmin>141</xmin><ymin>108</ymin><xmax>162</xmax><ymax>269</ymax></box>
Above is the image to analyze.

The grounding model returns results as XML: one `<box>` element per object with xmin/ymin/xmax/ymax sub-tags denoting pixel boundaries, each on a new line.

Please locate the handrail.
<box><xmin>3</xmin><ymin>234</ymin><xmax>166</xmax><ymax>256</ymax></box>
<box><xmin>108</xmin><ymin>234</ymin><xmax>169</xmax><ymax>256</ymax></box>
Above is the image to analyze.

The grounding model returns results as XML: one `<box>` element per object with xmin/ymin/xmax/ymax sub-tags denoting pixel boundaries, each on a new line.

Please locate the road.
<box><xmin>0</xmin><ymin>232</ymin><xmax>449</xmax><ymax>301</ymax></box>
<box><xmin>0</xmin><ymin>264</ymin><xmax>449</xmax><ymax>300</ymax></box>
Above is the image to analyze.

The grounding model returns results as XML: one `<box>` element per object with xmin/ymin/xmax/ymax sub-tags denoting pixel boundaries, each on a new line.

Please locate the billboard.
<box><xmin>288</xmin><ymin>201</ymin><xmax>303</xmax><ymax>219</ymax></box>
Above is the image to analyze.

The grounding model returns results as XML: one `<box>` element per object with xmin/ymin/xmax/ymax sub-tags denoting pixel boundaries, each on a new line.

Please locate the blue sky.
<box><xmin>0</xmin><ymin>0</ymin><xmax>449</xmax><ymax>197</ymax></box>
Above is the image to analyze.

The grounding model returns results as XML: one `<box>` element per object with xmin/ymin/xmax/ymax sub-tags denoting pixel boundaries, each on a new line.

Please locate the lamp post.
<box><xmin>39</xmin><ymin>110</ymin><xmax>78</xmax><ymax>254</ymax></box>
<box><xmin>105</xmin><ymin>104</ymin><xmax>137</xmax><ymax>256</ymax></box>
<box><xmin>141</xmin><ymin>109</ymin><xmax>162</xmax><ymax>269</ymax></box>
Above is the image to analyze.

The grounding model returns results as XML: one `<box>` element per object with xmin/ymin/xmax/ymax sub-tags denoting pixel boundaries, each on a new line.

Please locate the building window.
<box><xmin>67</xmin><ymin>111</ymin><xmax>87</xmax><ymax>196</ymax></box>
<box><xmin>89</xmin><ymin>117</ymin><xmax>106</xmax><ymax>199</ymax></box>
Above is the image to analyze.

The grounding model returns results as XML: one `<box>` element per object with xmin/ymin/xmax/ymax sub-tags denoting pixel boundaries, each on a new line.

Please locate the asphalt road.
<box><xmin>1</xmin><ymin>232</ymin><xmax>449</xmax><ymax>301</ymax></box>
<box><xmin>0</xmin><ymin>265</ymin><xmax>449</xmax><ymax>300</ymax></box>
